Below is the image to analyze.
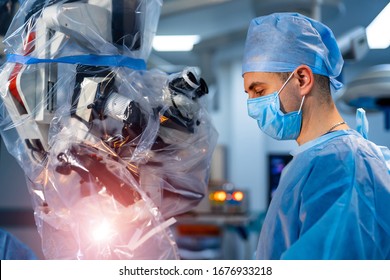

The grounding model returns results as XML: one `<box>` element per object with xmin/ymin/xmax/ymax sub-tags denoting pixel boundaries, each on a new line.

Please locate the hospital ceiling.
<box><xmin>152</xmin><ymin>0</ymin><xmax>390</xmax><ymax>77</ymax></box>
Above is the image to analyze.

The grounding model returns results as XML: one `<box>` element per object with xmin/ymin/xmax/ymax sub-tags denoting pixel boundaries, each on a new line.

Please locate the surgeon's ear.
<box><xmin>295</xmin><ymin>65</ymin><xmax>314</xmax><ymax>96</ymax></box>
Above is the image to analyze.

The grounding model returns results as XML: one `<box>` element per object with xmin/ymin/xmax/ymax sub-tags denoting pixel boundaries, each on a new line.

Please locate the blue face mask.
<box><xmin>247</xmin><ymin>72</ymin><xmax>305</xmax><ymax>140</ymax></box>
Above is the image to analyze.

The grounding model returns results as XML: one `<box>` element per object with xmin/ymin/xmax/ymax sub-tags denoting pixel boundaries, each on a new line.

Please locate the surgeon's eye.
<box><xmin>255</xmin><ymin>90</ymin><xmax>264</xmax><ymax>96</ymax></box>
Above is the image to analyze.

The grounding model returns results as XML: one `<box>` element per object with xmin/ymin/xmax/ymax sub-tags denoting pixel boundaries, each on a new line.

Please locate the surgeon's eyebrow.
<box><xmin>245</xmin><ymin>81</ymin><xmax>266</xmax><ymax>93</ymax></box>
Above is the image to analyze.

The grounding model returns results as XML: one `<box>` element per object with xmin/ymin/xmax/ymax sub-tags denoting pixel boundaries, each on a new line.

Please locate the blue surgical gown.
<box><xmin>0</xmin><ymin>229</ymin><xmax>37</xmax><ymax>260</ymax></box>
<box><xmin>257</xmin><ymin>129</ymin><xmax>390</xmax><ymax>259</ymax></box>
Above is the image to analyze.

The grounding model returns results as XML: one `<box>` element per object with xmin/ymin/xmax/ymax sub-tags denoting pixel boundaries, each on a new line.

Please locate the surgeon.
<box><xmin>242</xmin><ymin>12</ymin><xmax>390</xmax><ymax>259</ymax></box>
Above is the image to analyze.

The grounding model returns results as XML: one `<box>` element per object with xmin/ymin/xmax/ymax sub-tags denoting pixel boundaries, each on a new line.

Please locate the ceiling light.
<box><xmin>366</xmin><ymin>3</ymin><xmax>390</xmax><ymax>49</ymax></box>
<box><xmin>152</xmin><ymin>35</ymin><xmax>200</xmax><ymax>52</ymax></box>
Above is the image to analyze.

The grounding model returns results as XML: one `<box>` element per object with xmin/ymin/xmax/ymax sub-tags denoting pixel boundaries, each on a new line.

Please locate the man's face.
<box><xmin>244</xmin><ymin>72</ymin><xmax>300</xmax><ymax>113</ymax></box>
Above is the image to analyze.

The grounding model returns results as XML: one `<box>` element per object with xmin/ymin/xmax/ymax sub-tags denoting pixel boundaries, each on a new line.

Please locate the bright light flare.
<box><xmin>92</xmin><ymin>220</ymin><xmax>113</xmax><ymax>242</ymax></box>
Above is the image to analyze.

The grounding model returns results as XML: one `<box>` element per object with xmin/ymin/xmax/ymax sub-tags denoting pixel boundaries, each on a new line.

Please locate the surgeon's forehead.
<box><xmin>243</xmin><ymin>72</ymin><xmax>280</xmax><ymax>91</ymax></box>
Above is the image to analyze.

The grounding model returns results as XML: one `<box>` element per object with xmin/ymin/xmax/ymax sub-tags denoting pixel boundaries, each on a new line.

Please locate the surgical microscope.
<box><xmin>0</xmin><ymin>0</ymin><xmax>217</xmax><ymax>259</ymax></box>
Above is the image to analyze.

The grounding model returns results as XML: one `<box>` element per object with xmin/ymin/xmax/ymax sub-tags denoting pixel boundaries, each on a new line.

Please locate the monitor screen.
<box><xmin>268</xmin><ymin>154</ymin><xmax>292</xmax><ymax>205</ymax></box>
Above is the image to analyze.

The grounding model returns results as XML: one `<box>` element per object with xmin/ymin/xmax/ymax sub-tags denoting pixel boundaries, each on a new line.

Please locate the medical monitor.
<box><xmin>268</xmin><ymin>154</ymin><xmax>292</xmax><ymax>205</ymax></box>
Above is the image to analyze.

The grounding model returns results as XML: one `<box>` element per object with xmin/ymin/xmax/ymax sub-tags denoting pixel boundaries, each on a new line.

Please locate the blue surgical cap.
<box><xmin>242</xmin><ymin>13</ymin><xmax>344</xmax><ymax>91</ymax></box>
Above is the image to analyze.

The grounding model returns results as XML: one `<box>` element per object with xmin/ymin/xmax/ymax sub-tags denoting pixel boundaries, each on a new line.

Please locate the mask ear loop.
<box><xmin>276</xmin><ymin>70</ymin><xmax>305</xmax><ymax>114</ymax></box>
<box><xmin>298</xmin><ymin>95</ymin><xmax>305</xmax><ymax>114</ymax></box>
<box><xmin>276</xmin><ymin>71</ymin><xmax>295</xmax><ymax>97</ymax></box>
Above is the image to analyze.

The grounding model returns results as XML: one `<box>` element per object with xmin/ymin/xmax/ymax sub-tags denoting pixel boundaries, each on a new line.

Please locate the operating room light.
<box><xmin>366</xmin><ymin>3</ymin><xmax>390</xmax><ymax>49</ymax></box>
<box><xmin>152</xmin><ymin>35</ymin><xmax>200</xmax><ymax>52</ymax></box>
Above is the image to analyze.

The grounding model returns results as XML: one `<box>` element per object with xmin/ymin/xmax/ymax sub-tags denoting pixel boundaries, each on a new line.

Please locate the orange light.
<box><xmin>212</xmin><ymin>191</ymin><xmax>227</xmax><ymax>202</ymax></box>
<box><xmin>232</xmin><ymin>191</ymin><xmax>244</xmax><ymax>201</ymax></box>
<box><xmin>159</xmin><ymin>114</ymin><xmax>169</xmax><ymax>124</ymax></box>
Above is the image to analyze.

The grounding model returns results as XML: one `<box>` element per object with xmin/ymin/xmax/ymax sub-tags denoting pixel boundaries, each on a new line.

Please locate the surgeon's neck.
<box><xmin>296</xmin><ymin>98</ymin><xmax>349</xmax><ymax>145</ymax></box>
